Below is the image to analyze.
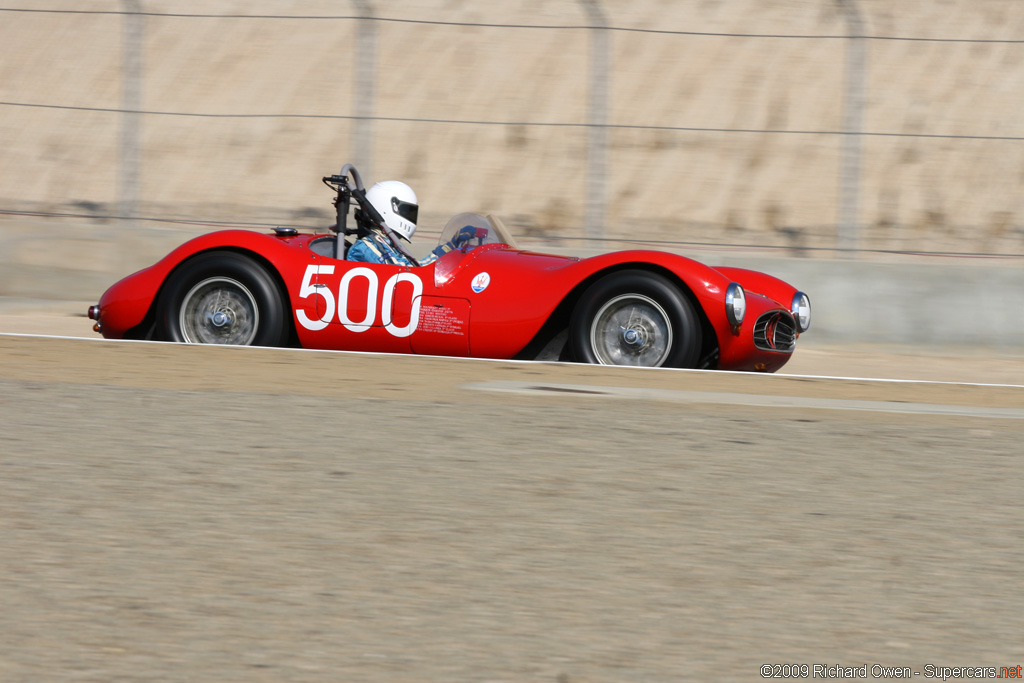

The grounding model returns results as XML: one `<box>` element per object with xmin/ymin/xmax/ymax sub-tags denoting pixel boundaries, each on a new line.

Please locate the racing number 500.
<box><xmin>295</xmin><ymin>264</ymin><xmax>423</xmax><ymax>337</ymax></box>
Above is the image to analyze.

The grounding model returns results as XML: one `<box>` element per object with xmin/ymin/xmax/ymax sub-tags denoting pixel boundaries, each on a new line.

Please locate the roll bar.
<box><xmin>322</xmin><ymin>164</ymin><xmax>385</xmax><ymax>260</ymax></box>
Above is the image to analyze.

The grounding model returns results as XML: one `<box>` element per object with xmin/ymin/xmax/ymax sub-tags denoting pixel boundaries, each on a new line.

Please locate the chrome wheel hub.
<box><xmin>622</xmin><ymin>327</ymin><xmax>646</xmax><ymax>346</ymax></box>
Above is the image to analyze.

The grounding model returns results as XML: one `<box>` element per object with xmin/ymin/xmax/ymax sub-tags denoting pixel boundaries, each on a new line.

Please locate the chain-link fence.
<box><xmin>2</xmin><ymin>0</ymin><xmax>1024</xmax><ymax>258</ymax></box>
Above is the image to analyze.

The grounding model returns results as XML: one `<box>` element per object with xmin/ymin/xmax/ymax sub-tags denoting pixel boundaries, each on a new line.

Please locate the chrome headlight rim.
<box><xmin>725</xmin><ymin>282</ymin><xmax>746</xmax><ymax>327</ymax></box>
<box><xmin>791</xmin><ymin>291</ymin><xmax>811</xmax><ymax>332</ymax></box>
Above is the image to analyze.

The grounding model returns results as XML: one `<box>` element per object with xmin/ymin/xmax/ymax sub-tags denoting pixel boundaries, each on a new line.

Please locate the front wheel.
<box><xmin>570</xmin><ymin>270</ymin><xmax>700</xmax><ymax>368</ymax></box>
<box><xmin>156</xmin><ymin>252</ymin><xmax>288</xmax><ymax>346</ymax></box>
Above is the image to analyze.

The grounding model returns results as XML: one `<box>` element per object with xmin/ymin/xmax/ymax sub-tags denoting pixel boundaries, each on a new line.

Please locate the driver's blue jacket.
<box><xmin>347</xmin><ymin>230</ymin><xmax>451</xmax><ymax>267</ymax></box>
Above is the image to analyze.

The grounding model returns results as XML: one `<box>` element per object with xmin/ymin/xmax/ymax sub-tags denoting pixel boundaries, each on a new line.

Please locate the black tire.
<box><xmin>570</xmin><ymin>270</ymin><xmax>700</xmax><ymax>368</ymax></box>
<box><xmin>156</xmin><ymin>251</ymin><xmax>288</xmax><ymax>347</ymax></box>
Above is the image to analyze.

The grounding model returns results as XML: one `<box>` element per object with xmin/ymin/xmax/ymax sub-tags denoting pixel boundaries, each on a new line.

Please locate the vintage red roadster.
<box><xmin>89</xmin><ymin>165</ymin><xmax>810</xmax><ymax>371</ymax></box>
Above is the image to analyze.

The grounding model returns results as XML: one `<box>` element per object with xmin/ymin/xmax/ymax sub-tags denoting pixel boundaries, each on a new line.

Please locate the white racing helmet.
<box><xmin>365</xmin><ymin>180</ymin><xmax>419</xmax><ymax>241</ymax></box>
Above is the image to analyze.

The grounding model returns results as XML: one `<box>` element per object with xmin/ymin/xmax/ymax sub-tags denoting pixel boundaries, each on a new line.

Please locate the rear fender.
<box><xmin>98</xmin><ymin>231</ymin><xmax>308</xmax><ymax>341</ymax></box>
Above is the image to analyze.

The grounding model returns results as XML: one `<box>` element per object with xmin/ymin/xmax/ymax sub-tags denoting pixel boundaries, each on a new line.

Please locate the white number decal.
<box><xmin>295</xmin><ymin>264</ymin><xmax>423</xmax><ymax>337</ymax></box>
<box><xmin>296</xmin><ymin>264</ymin><xmax>335</xmax><ymax>331</ymax></box>
<box><xmin>382</xmin><ymin>272</ymin><xmax>423</xmax><ymax>338</ymax></box>
<box><xmin>337</xmin><ymin>267</ymin><xmax>378</xmax><ymax>332</ymax></box>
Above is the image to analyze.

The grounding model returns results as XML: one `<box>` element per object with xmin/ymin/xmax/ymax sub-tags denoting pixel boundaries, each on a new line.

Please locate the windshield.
<box><xmin>437</xmin><ymin>212</ymin><xmax>517</xmax><ymax>250</ymax></box>
<box><xmin>432</xmin><ymin>213</ymin><xmax>517</xmax><ymax>287</ymax></box>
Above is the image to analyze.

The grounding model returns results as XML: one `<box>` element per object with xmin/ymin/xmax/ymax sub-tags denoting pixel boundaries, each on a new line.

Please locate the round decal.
<box><xmin>471</xmin><ymin>272</ymin><xmax>491</xmax><ymax>293</ymax></box>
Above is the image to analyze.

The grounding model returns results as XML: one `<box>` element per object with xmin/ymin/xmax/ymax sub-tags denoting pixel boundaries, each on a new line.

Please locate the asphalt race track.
<box><xmin>1</xmin><ymin>334</ymin><xmax>1023</xmax><ymax>682</ymax></box>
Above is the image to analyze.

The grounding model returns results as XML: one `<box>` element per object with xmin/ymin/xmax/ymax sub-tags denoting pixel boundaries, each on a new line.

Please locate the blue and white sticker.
<box><xmin>471</xmin><ymin>272</ymin><xmax>491</xmax><ymax>293</ymax></box>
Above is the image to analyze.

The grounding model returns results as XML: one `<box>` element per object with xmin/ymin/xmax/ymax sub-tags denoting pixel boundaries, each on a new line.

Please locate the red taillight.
<box><xmin>88</xmin><ymin>305</ymin><xmax>100</xmax><ymax>320</ymax></box>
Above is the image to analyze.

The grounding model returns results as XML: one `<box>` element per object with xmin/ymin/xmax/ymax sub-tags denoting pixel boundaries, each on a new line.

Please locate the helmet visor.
<box><xmin>391</xmin><ymin>197</ymin><xmax>418</xmax><ymax>225</ymax></box>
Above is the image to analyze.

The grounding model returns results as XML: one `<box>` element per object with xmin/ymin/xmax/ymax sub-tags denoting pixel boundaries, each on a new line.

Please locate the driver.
<box><xmin>348</xmin><ymin>180</ymin><xmax>484</xmax><ymax>266</ymax></box>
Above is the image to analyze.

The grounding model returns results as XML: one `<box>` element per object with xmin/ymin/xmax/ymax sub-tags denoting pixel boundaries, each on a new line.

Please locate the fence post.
<box><xmin>352</xmin><ymin>0</ymin><xmax>376</xmax><ymax>179</ymax></box>
<box><xmin>118</xmin><ymin>0</ymin><xmax>144</xmax><ymax>221</ymax></box>
<box><xmin>837</xmin><ymin>0</ymin><xmax>866</xmax><ymax>256</ymax></box>
<box><xmin>580</xmin><ymin>0</ymin><xmax>609</xmax><ymax>241</ymax></box>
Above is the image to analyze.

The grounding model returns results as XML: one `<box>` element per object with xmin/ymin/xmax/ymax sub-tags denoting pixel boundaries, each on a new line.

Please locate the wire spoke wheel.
<box><xmin>179</xmin><ymin>277</ymin><xmax>259</xmax><ymax>345</ymax></box>
<box><xmin>570</xmin><ymin>270</ymin><xmax>700</xmax><ymax>369</ymax></box>
<box><xmin>590</xmin><ymin>294</ymin><xmax>673</xmax><ymax>366</ymax></box>
<box><xmin>156</xmin><ymin>251</ymin><xmax>288</xmax><ymax>347</ymax></box>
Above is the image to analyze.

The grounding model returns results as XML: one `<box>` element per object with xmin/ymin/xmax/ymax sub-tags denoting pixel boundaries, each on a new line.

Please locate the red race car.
<box><xmin>89</xmin><ymin>165</ymin><xmax>811</xmax><ymax>371</ymax></box>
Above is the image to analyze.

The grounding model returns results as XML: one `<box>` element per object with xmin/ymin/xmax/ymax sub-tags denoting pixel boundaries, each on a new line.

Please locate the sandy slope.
<box><xmin>3</xmin><ymin>0</ymin><xmax>1024</xmax><ymax>255</ymax></box>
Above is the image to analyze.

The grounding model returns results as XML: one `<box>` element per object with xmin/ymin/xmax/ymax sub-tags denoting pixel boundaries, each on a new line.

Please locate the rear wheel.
<box><xmin>570</xmin><ymin>270</ymin><xmax>700</xmax><ymax>368</ymax></box>
<box><xmin>157</xmin><ymin>252</ymin><xmax>287</xmax><ymax>346</ymax></box>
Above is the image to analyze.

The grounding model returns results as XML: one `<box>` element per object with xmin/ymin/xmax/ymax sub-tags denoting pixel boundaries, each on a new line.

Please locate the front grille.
<box><xmin>753</xmin><ymin>311</ymin><xmax>797</xmax><ymax>352</ymax></box>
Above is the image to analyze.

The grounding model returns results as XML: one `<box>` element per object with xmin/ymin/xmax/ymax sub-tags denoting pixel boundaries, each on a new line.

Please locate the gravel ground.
<box><xmin>1</xmin><ymin>336</ymin><xmax>1022</xmax><ymax>681</ymax></box>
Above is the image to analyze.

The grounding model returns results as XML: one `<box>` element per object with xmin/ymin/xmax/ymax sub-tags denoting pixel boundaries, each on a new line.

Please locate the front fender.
<box><xmin>454</xmin><ymin>248</ymin><xmax>737</xmax><ymax>358</ymax></box>
<box><xmin>713</xmin><ymin>266</ymin><xmax>799</xmax><ymax>308</ymax></box>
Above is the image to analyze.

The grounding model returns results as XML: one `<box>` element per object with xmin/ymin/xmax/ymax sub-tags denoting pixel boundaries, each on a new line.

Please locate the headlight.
<box><xmin>725</xmin><ymin>283</ymin><xmax>745</xmax><ymax>327</ymax></box>
<box><xmin>791</xmin><ymin>291</ymin><xmax>811</xmax><ymax>332</ymax></box>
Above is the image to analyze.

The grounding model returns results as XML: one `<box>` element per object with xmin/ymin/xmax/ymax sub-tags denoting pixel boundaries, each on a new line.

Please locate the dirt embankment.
<box><xmin>2</xmin><ymin>0</ymin><xmax>1024</xmax><ymax>254</ymax></box>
